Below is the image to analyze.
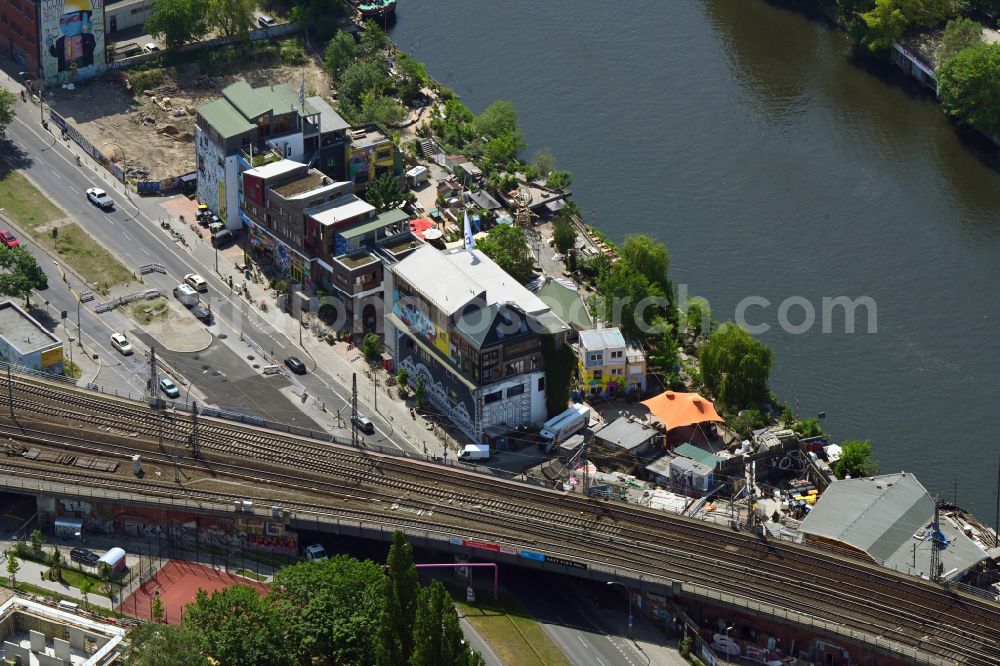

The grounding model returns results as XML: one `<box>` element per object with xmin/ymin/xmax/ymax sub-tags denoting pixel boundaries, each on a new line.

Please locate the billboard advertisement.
<box><xmin>41</xmin><ymin>0</ymin><xmax>106</xmax><ymax>85</ymax></box>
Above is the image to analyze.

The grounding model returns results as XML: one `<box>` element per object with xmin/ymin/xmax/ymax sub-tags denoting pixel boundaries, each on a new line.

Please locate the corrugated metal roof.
<box><xmin>800</xmin><ymin>473</ymin><xmax>987</xmax><ymax>581</ymax></box>
<box><xmin>442</xmin><ymin>248</ymin><xmax>549</xmax><ymax>314</ymax></box>
<box><xmin>672</xmin><ymin>443</ymin><xmax>721</xmax><ymax>469</ymax></box>
<box><xmin>198</xmin><ymin>98</ymin><xmax>254</xmax><ymax>139</ymax></box>
<box><xmin>534</xmin><ymin>280</ymin><xmax>593</xmax><ymax>331</ymax></box>
<box><xmin>243</xmin><ymin>159</ymin><xmax>306</xmax><ymax>180</ymax></box>
<box><xmin>307</xmin><ymin>195</ymin><xmax>375</xmax><ymax>227</ymax></box>
<box><xmin>306</xmin><ymin>95</ymin><xmax>351</xmax><ymax>133</ymax></box>
<box><xmin>339</xmin><ymin>208</ymin><xmax>410</xmax><ymax>239</ymax></box>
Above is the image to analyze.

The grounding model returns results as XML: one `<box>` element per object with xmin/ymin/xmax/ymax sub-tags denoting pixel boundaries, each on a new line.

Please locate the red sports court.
<box><xmin>116</xmin><ymin>560</ymin><xmax>268</xmax><ymax>624</ymax></box>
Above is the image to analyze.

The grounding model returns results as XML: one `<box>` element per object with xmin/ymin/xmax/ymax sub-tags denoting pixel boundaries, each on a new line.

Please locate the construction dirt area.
<box><xmin>45</xmin><ymin>53</ymin><xmax>329</xmax><ymax>181</ymax></box>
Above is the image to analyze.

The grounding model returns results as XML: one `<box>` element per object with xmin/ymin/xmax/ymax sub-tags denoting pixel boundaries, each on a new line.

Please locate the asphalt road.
<box><xmin>0</xmin><ymin>91</ymin><xmax>406</xmax><ymax>450</ymax></box>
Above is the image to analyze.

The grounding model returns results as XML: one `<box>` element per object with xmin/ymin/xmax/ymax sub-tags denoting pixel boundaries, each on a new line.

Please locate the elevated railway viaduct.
<box><xmin>0</xmin><ymin>373</ymin><xmax>997</xmax><ymax>665</ymax></box>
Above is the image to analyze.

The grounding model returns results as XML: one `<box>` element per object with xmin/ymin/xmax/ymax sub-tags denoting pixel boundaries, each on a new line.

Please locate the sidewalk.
<box><xmin>1</xmin><ymin>545</ymin><xmax>113</xmax><ymax>609</ymax></box>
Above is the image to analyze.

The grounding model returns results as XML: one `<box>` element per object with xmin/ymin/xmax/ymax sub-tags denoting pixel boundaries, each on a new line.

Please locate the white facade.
<box><xmin>195</xmin><ymin>126</ymin><xmax>243</xmax><ymax>230</ymax></box>
<box><xmin>480</xmin><ymin>371</ymin><xmax>546</xmax><ymax>432</ymax></box>
<box><xmin>266</xmin><ymin>133</ymin><xmax>305</xmax><ymax>163</ymax></box>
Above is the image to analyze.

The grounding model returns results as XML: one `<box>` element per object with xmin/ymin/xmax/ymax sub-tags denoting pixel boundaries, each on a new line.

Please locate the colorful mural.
<box><xmin>248</xmin><ymin>224</ymin><xmax>313</xmax><ymax>289</ymax></box>
<box><xmin>393</xmin><ymin>289</ymin><xmax>450</xmax><ymax>357</ymax></box>
<box><xmin>41</xmin><ymin>0</ymin><xmax>106</xmax><ymax>85</ymax></box>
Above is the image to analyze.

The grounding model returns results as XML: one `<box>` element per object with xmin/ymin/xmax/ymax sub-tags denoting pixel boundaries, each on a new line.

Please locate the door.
<box><xmin>109</xmin><ymin>15</ymin><xmax>117</xmax><ymax>32</ymax></box>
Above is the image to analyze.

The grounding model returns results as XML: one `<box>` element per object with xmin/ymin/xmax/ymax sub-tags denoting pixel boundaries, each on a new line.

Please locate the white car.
<box><xmin>142</xmin><ymin>43</ymin><xmax>160</xmax><ymax>53</ymax></box>
<box><xmin>86</xmin><ymin>188</ymin><xmax>114</xmax><ymax>210</ymax></box>
<box><xmin>184</xmin><ymin>273</ymin><xmax>208</xmax><ymax>292</ymax></box>
<box><xmin>158</xmin><ymin>377</ymin><xmax>180</xmax><ymax>398</ymax></box>
<box><xmin>110</xmin><ymin>333</ymin><xmax>133</xmax><ymax>356</ymax></box>
<box><xmin>304</xmin><ymin>544</ymin><xmax>328</xmax><ymax>562</ymax></box>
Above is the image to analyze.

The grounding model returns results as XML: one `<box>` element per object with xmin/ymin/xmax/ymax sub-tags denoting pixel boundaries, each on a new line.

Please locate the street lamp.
<box><xmin>724</xmin><ymin>625</ymin><xmax>734</xmax><ymax>665</ymax></box>
<box><xmin>607</xmin><ymin>581</ymin><xmax>633</xmax><ymax>638</ymax></box>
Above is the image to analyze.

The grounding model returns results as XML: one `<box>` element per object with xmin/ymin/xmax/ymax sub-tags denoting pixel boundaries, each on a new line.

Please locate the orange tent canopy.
<box><xmin>640</xmin><ymin>390</ymin><xmax>722</xmax><ymax>431</ymax></box>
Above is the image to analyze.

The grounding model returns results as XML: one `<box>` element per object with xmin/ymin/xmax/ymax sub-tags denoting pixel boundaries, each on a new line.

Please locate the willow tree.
<box><xmin>698</xmin><ymin>323</ymin><xmax>773</xmax><ymax>409</ymax></box>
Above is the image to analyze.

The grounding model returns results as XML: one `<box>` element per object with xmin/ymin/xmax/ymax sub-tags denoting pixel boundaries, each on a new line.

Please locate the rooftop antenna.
<box><xmin>928</xmin><ymin>497</ymin><xmax>948</xmax><ymax>583</ymax></box>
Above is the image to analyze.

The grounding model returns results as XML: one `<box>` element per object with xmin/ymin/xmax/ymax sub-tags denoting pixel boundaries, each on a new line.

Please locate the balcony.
<box><xmin>240</xmin><ymin>146</ymin><xmax>283</xmax><ymax>168</ymax></box>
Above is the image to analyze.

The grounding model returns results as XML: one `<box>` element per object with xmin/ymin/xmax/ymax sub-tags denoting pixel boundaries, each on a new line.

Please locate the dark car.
<box><xmin>191</xmin><ymin>304</ymin><xmax>213</xmax><ymax>323</ymax></box>
<box><xmin>352</xmin><ymin>415</ymin><xmax>375</xmax><ymax>434</ymax></box>
<box><xmin>70</xmin><ymin>547</ymin><xmax>100</xmax><ymax>565</ymax></box>
<box><xmin>211</xmin><ymin>229</ymin><xmax>236</xmax><ymax>248</ymax></box>
<box><xmin>284</xmin><ymin>356</ymin><xmax>306</xmax><ymax>374</ymax></box>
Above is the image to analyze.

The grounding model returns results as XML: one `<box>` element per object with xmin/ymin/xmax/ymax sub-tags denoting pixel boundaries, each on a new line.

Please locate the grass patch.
<box><xmin>46</xmin><ymin>223</ymin><xmax>133</xmax><ymax>294</ymax></box>
<box><xmin>449</xmin><ymin>586</ymin><xmax>570</xmax><ymax>666</ymax></box>
<box><xmin>235</xmin><ymin>569</ymin><xmax>267</xmax><ymax>581</ymax></box>
<box><xmin>56</xmin><ymin>567</ymin><xmax>111</xmax><ymax>597</ymax></box>
<box><xmin>0</xmin><ymin>577</ymin><xmax>125</xmax><ymax>617</ymax></box>
<box><xmin>0</xmin><ymin>163</ymin><xmax>65</xmax><ymax>232</ymax></box>
<box><xmin>131</xmin><ymin>297</ymin><xmax>169</xmax><ymax>324</ymax></box>
<box><xmin>64</xmin><ymin>360</ymin><xmax>82</xmax><ymax>379</ymax></box>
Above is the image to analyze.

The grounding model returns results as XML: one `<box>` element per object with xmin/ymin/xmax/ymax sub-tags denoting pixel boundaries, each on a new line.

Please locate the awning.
<box><xmin>640</xmin><ymin>390</ymin><xmax>722</xmax><ymax>431</ymax></box>
<box><xmin>409</xmin><ymin>218</ymin><xmax>434</xmax><ymax>240</ymax></box>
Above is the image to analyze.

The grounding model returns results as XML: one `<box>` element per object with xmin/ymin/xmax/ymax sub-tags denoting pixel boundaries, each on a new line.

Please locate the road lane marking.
<box><xmin>106</xmin><ymin>218</ymin><xmax>115</xmax><ymax>226</ymax></box>
<box><xmin>52</xmin><ymin>171</ymin><xmax>63</xmax><ymax>180</ymax></box>
<box><xmin>67</xmin><ymin>186</ymin><xmax>79</xmax><ymax>194</ymax></box>
<box><xmin>142</xmin><ymin>248</ymin><xmax>151</xmax><ymax>256</ymax></box>
<box><xmin>122</xmin><ymin>232</ymin><xmax>132</xmax><ymax>241</ymax></box>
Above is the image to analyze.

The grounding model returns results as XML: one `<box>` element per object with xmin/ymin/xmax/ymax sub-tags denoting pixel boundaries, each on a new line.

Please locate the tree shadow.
<box><xmin>0</xmin><ymin>138</ymin><xmax>35</xmax><ymax>171</ymax></box>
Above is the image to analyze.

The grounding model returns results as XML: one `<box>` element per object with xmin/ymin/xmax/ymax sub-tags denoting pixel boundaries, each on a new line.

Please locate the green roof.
<box><xmin>198</xmin><ymin>98</ymin><xmax>254</xmax><ymax>139</ymax></box>
<box><xmin>535</xmin><ymin>280</ymin><xmax>592</xmax><ymax>331</ymax></box>
<box><xmin>339</xmin><ymin>208</ymin><xmax>410</xmax><ymax>239</ymax></box>
<box><xmin>222</xmin><ymin>81</ymin><xmax>316</xmax><ymax>120</ymax></box>
<box><xmin>673</xmin><ymin>443</ymin><xmax>722</xmax><ymax>469</ymax></box>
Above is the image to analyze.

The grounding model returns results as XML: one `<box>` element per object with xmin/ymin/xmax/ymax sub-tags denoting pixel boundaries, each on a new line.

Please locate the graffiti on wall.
<box><xmin>393</xmin><ymin>289</ymin><xmax>450</xmax><ymax>357</ymax></box>
<box><xmin>41</xmin><ymin>0</ymin><xmax>106</xmax><ymax>85</ymax></box>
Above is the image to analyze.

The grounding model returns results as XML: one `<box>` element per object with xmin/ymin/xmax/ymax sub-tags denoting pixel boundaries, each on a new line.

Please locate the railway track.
<box><xmin>2</xmin><ymin>375</ymin><xmax>999</xmax><ymax>663</ymax></box>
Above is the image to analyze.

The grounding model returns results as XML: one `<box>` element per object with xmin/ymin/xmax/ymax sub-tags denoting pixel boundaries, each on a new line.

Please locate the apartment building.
<box><xmin>384</xmin><ymin>244</ymin><xmax>570</xmax><ymax>441</ymax></box>
<box><xmin>578</xmin><ymin>327</ymin><xmax>646</xmax><ymax>397</ymax></box>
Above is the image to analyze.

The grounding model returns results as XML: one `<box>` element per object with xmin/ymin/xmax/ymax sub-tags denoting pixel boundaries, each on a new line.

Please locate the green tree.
<box><xmin>860</xmin><ymin>0</ymin><xmax>957</xmax><ymax>52</ymax></box>
<box><xmin>832</xmin><ymin>439</ymin><xmax>880</xmax><ymax>479</ymax></box>
<box><xmin>396</xmin><ymin>367</ymin><xmax>409</xmax><ymax>388</ymax></box>
<box><xmin>270</xmin><ymin>556</ymin><xmax>388</xmax><ymax>665</ymax></box>
<box><xmin>382</xmin><ymin>531</ymin><xmax>419</xmax><ymax>663</ymax></box>
<box><xmin>122</xmin><ymin>624</ymin><xmax>211</xmax><ymax>666</ymax></box>
<box><xmin>365</xmin><ymin>171</ymin><xmax>409</xmax><ymax>212</ymax></box>
<box><xmin>363</xmin><ymin>332</ymin><xmax>384</xmax><ymax>362</ymax></box>
<box><xmin>338</xmin><ymin>58</ymin><xmax>391</xmax><ymax>106</ymax></box>
<box><xmin>414</xmin><ymin>375</ymin><xmax>425</xmax><ymax>408</ymax></box>
<box><xmin>183</xmin><ymin>585</ymin><xmax>290</xmax><ymax>666</ymax></box>
<box><xmin>620</xmin><ymin>235</ymin><xmax>670</xmax><ymax>293</ymax></box>
<box><xmin>396</xmin><ymin>52</ymin><xmax>428</xmax><ymax>104</ymax></box>
<box><xmin>542</xmin><ymin>336</ymin><xmax>575</xmax><ymax>418</ymax></box>
<box><xmin>699</xmin><ymin>323</ymin><xmax>774</xmax><ymax>409</ymax></box>
<box><xmin>729</xmin><ymin>408</ymin><xmax>768</xmax><ymax>440</ymax></box>
<box><xmin>793</xmin><ymin>417</ymin><xmax>826</xmax><ymax>438</ymax></box>
<box><xmin>358</xmin><ymin>91</ymin><xmax>408</xmax><ymax>128</ymax></box>
<box><xmin>145</xmin><ymin>0</ymin><xmax>209</xmax><ymax>48</ymax></box>
<box><xmin>476</xmin><ymin>224</ymin><xmax>534</xmax><ymax>283</ymax></box>
<box><xmin>410</xmin><ymin>581</ymin><xmax>481</xmax><ymax>666</ymax></box>
<box><xmin>5</xmin><ymin>551</ymin><xmax>18</xmax><ymax>588</ymax></box>
<box><xmin>0</xmin><ymin>246</ymin><xmax>48</xmax><ymax>307</ymax></box>
<box><xmin>481</xmin><ymin>130</ymin><xmax>525</xmax><ymax>167</ymax></box>
<box><xmin>79</xmin><ymin>579</ymin><xmax>94</xmax><ymax>610</ymax></box>
<box><xmin>360</xmin><ymin>20</ymin><xmax>388</xmax><ymax>57</ymax></box>
<box><xmin>206</xmin><ymin>0</ymin><xmax>255</xmax><ymax>39</ymax></box>
<box><xmin>938</xmin><ymin>42</ymin><xmax>1000</xmax><ymax>137</ymax></box>
<box><xmin>324</xmin><ymin>30</ymin><xmax>358</xmax><ymax>78</ymax></box>
<box><xmin>545</xmin><ymin>170</ymin><xmax>572</xmax><ymax>190</ymax></box>
<box><xmin>552</xmin><ymin>215</ymin><xmax>577</xmax><ymax>254</ymax></box>
<box><xmin>0</xmin><ymin>89</ymin><xmax>15</xmax><ymax>135</ymax></box>
<box><xmin>685</xmin><ymin>296</ymin><xmax>711</xmax><ymax>338</ymax></box>
<box><xmin>151</xmin><ymin>594</ymin><xmax>165</xmax><ymax>623</ymax></box>
<box><xmin>30</xmin><ymin>529</ymin><xmax>44</xmax><ymax>556</ymax></box>
<box><xmin>595</xmin><ymin>261</ymin><xmax>664</xmax><ymax>338</ymax></box>
<box><xmin>532</xmin><ymin>149</ymin><xmax>555</xmax><ymax>177</ymax></box>
<box><xmin>473</xmin><ymin>101</ymin><xmax>519</xmax><ymax>139</ymax></box>
<box><xmin>938</xmin><ymin>17</ymin><xmax>983</xmax><ymax>66</ymax></box>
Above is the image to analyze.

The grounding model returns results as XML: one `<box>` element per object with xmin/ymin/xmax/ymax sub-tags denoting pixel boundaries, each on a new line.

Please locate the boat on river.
<box><xmin>353</xmin><ymin>0</ymin><xmax>396</xmax><ymax>19</ymax></box>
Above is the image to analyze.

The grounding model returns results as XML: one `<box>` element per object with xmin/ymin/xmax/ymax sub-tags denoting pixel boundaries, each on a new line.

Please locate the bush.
<box><xmin>679</xmin><ymin>636</ymin><xmax>693</xmax><ymax>658</ymax></box>
<box><xmin>729</xmin><ymin>408</ymin><xmax>768</xmax><ymax>439</ymax></box>
<box><xmin>363</xmin><ymin>333</ymin><xmax>383</xmax><ymax>362</ymax></box>
<box><xmin>793</xmin><ymin>417</ymin><xmax>825</xmax><ymax>438</ymax></box>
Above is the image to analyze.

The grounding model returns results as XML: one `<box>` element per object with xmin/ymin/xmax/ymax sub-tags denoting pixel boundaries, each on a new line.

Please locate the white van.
<box><xmin>304</xmin><ymin>544</ymin><xmax>328</xmax><ymax>561</ymax></box>
<box><xmin>110</xmin><ymin>333</ymin><xmax>133</xmax><ymax>355</ymax></box>
<box><xmin>458</xmin><ymin>444</ymin><xmax>490</xmax><ymax>461</ymax></box>
<box><xmin>173</xmin><ymin>283</ymin><xmax>200</xmax><ymax>306</ymax></box>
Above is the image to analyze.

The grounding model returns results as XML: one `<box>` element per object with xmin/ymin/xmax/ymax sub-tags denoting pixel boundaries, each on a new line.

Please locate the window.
<box><xmin>484</xmin><ymin>391</ymin><xmax>502</xmax><ymax>405</ymax></box>
<box><xmin>506</xmin><ymin>384</ymin><xmax>524</xmax><ymax>398</ymax></box>
<box><xmin>537</xmin><ymin>377</ymin><xmax>545</xmax><ymax>392</ymax></box>
<box><xmin>611</xmin><ymin>350</ymin><xmax>623</xmax><ymax>360</ymax></box>
<box><xmin>589</xmin><ymin>353</ymin><xmax>601</xmax><ymax>363</ymax></box>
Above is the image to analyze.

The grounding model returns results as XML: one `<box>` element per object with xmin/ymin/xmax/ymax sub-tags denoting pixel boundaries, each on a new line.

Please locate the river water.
<box><xmin>389</xmin><ymin>0</ymin><xmax>1000</xmax><ymax>523</ymax></box>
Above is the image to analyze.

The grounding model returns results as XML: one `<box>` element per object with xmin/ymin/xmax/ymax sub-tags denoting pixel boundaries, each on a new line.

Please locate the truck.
<box><xmin>539</xmin><ymin>403</ymin><xmax>590</xmax><ymax>451</ymax></box>
<box><xmin>173</xmin><ymin>283</ymin><xmax>200</xmax><ymax>306</ymax></box>
<box><xmin>457</xmin><ymin>444</ymin><xmax>490</xmax><ymax>461</ymax></box>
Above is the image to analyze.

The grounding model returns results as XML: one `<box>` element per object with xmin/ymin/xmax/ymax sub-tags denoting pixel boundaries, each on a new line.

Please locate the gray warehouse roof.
<box><xmin>799</xmin><ymin>473</ymin><xmax>987</xmax><ymax>581</ymax></box>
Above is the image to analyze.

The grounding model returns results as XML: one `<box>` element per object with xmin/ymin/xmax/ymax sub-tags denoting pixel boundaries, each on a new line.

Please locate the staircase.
<box><xmin>419</xmin><ymin>138</ymin><xmax>435</xmax><ymax>158</ymax></box>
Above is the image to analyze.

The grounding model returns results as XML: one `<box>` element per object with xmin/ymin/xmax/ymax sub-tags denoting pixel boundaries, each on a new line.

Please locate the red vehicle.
<box><xmin>0</xmin><ymin>230</ymin><xmax>19</xmax><ymax>249</ymax></box>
